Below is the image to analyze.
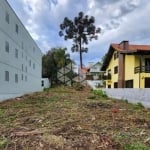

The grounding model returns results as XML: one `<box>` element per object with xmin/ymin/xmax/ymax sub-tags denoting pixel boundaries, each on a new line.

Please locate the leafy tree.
<box><xmin>59</xmin><ymin>11</ymin><xmax>101</xmax><ymax>68</ymax></box>
<box><xmin>42</xmin><ymin>48</ymin><xmax>57</xmax><ymax>84</ymax></box>
<box><xmin>53</xmin><ymin>48</ymin><xmax>71</xmax><ymax>69</ymax></box>
<box><xmin>42</xmin><ymin>47</ymin><xmax>75</xmax><ymax>85</ymax></box>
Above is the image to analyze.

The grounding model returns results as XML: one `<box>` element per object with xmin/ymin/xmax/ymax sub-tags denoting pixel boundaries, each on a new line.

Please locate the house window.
<box><xmin>145</xmin><ymin>58</ymin><xmax>150</xmax><ymax>72</ymax></box>
<box><xmin>5</xmin><ymin>41</ymin><xmax>9</xmax><ymax>53</ymax></box>
<box><xmin>114</xmin><ymin>66</ymin><xmax>118</xmax><ymax>74</ymax></box>
<box><xmin>108</xmin><ymin>85</ymin><xmax>111</xmax><ymax>88</ymax></box>
<box><xmin>15</xmin><ymin>49</ymin><xmax>18</xmax><ymax>58</ymax></box>
<box><xmin>125</xmin><ymin>80</ymin><xmax>133</xmax><ymax>88</ymax></box>
<box><xmin>107</xmin><ymin>69</ymin><xmax>111</xmax><ymax>79</ymax></box>
<box><xmin>5</xmin><ymin>12</ymin><xmax>9</xmax><ymax>24</ymax></box>
<box><xmin>114</xmin><ymin>82</ymin><xmax>118</xmax><ymax>88</ymax></box>
<box><xmin>5</xmin><ymin>71</ymin><xmax>9</xmax><ymax>81</ymax></box>
<box><xmin>15</xmin><ymin>24</ymin><xmax>19</xmax><ymax>34</ymax></box>
<box><xmin>15</xmin><ymin>74</ymin><xmax>18</xmax><ymax>83</ymax></box>
<box><xmin>114</xmin><ymin>51</ymin><xmax>119</xmax><ymax>60</ymax></box>
<box><xmin>145</xmin><ymin>78</ymin><xmax>150</xmax><ymax>88</ymax></box>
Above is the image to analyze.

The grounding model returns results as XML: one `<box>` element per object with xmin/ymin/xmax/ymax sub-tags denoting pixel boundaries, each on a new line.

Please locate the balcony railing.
<box><xmin>134</xmin><ymin>66</ymin><xmax>150</xmax><ymax>73</ymax></box>
<box><xmin>103</xmin><ymin>73</ymin><xmax>112</xmax><ymax>80</ymax></box>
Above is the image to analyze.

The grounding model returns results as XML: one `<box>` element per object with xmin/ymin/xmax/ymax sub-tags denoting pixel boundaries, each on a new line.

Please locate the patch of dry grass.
<box><xmin>0</xmin><ymin>86</ymin><xmax>150</xmax><ymax>149</ymax></box>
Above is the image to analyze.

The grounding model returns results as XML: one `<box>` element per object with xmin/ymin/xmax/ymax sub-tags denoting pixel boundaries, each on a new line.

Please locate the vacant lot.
<box><xmin>0</xmin><ymin>86</ymin><xmax>150</xmax><ymax>150</ymax></box>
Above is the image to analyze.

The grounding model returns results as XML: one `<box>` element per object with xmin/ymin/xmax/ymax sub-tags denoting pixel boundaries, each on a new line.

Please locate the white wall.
<box><xmin>42</xmin><ymin>78</ymin><xmax>51</xmax><ymax>89</ymax></box>
<box><xmin>102</xmin><ymin>88</ymin><xmax>150</xmax><ymax>108</ymax></box>
<box><xmin>0</xmin><ymin>0</ymin><xmax>43</xmax><ymax>101</ymax></box>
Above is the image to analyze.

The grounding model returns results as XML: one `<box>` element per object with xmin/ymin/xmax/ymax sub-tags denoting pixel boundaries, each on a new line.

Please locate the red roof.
<box><xmin>78</xmin><ymin>67</ymin><xmax>89</xmax><ymax>74</ymax></box>
<box><xmin>112</xmin><ymin>44</ymin><xmax>150</xmax><ymax>52</ymax></box>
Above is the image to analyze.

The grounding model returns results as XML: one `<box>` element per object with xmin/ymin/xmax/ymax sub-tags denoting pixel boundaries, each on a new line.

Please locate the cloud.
<box><xmin>7</xmin><ymin>0</ymin><xmax>150</xmax><ymax>66</ymax></box>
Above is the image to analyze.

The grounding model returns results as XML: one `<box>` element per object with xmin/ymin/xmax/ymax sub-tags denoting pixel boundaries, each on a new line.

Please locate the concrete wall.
<box><xmin>87</xmin><ymin>80</ymin><xmax>103</xmax><ymax>90</ymax></box>
<box><xmin>0</xmin><ymin>0</ymin><xmax>43</xmax><ymax>101</ymax></box>
<box><xmin>102</xmin><ymin>88</ymin><xmax>150</xmax><ymax>108</ymax></box>
<box><xmin>42</xmin><ymin>78</ymin><xmax>51</xmax><ymax>89</ymax></box>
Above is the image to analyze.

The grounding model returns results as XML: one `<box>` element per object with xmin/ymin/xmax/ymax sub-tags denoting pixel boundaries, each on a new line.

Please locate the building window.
<box><xmin>114</xmin><ymin>51</ymin><xmax>119</xmax><ymax>60</ymax></box>
<box><xmin>29</xmin><ymin>60</ymin><xmax>31</xmax><ymax>67</ymax></box>
<box><xmin>5</xmin><ymin>41</ymin><xmax>9</xmax><ymax>53</ymax></box>
<box><xmin>125</xmin><ymin>80</ymin><xmax>133</xmax><ymax>88</ymax></box>
<box><xmin>114</xmin><ymin>66</ymin><xmax>118</xmax><ymax>74</ymax></box>
<box><xmin>21</xmin><ymin>74</ymin><xmax>24</xmax><ymax>81</ymax></box>
<box><xmin>21</xmin><ymin>41</ymin><xmax>24</xmax><ymax>49</ymax></box>
<box><xmin>41</xmin><ymin>80</ymin><xmax>44</xmax><ymax>87</ymax></box>
<box><xmin>5</xmin><ymin>12</ymin><xmax>9</xmax><ymax>24</ymax></box>
<box><xmin>22</xmin><ymin>64</ymin><xmax>23</xmax><ymax>71</ymax></box>
<box><xmin>33</xmin><ymin>47</ymin><xmax>35</xmax><ymax>52</ymax></box>
<box><xmin>5</xmin><ymin>71</ymin><xmax>9</xmax><ymax>81</ymax></box>
<box><xmin>25</xmin><ymin>76</ymin><xmax>27</xmax><ymax>81</ymax></box>
<box><xmin>114</xmin><ymin>82</ymin><xmax>118</xmax><ymax>88</ymax></box>
<box><xmin>25</xmin><ymin>66</ymin><xmax>27</xmax><ymax>72</ymax></box>
<box><xmin>15</xmin><ymin>49</ymin><xmax>18</xmax><ymax>58</ymax></box>
<box><xmin>33</xmin><ymin>63</ymin><xmax>35</xmax><ymax>69</ymax></box>
<box><xmin>15</xmin><ymin>74</ymin><xmax>18</xmax><ymax>83</ymax></box>
<box><xmin>15</xmin><ymin>24</ymin><xmax>19</xmax><ymax>34</ymax></box>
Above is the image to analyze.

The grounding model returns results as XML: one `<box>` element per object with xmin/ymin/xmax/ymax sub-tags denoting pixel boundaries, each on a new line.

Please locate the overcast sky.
<box><xmin>7</xmin><ymin>0</ymin><xmax>150</xmax><ymax>66</ymax></box>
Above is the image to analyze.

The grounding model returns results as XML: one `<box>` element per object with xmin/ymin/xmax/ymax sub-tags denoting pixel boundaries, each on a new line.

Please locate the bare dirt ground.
<box><xmin>0</xmin><ymin>86</ymin><xmax>150</xmax><ymax>150</ymax></box>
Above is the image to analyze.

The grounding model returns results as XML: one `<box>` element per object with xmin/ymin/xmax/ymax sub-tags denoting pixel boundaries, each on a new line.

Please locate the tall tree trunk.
<box><xmin>79</xmin><ymin>38</ymin><xmax>83</xmax><ymax>68</ymax></box>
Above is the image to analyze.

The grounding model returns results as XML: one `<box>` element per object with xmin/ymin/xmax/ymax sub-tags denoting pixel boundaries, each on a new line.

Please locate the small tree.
<box><xmin>42</xmin><ymin>47</ymin><xmax>74</xmax><ymax>85</ymax></box>
<box><xmin>59</xmin><ymin>11</ymin><xmax>101</xmax><ymax>68</ymax></box>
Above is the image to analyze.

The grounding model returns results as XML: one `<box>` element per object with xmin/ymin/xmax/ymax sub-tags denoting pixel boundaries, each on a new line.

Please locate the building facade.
<box><xmin>102</xmin><ymin>41</ymin><xmax>150</xmax><ymax>88</ymax></box>
<box><xmin>0</xmin><ymin>0</ymin><xmax>43</xmax><ymax>100</ymax></box>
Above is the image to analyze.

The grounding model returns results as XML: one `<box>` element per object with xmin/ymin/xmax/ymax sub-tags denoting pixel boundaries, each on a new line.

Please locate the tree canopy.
<box><xmin>42</xmin><ymin>47</ymin><xmax>75</xmax><ymax>85</ymax></box>
<box><xmin>59</xmin><ymin>11</ymin><xmax>101</xmax><ymax>68</ymax></box>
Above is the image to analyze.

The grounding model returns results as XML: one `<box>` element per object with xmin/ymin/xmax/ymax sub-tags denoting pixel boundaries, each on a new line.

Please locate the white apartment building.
<box><xmin>0</xmin><ymin>0</ymin><xmax>43</xmax><ymax>100</ymax></box>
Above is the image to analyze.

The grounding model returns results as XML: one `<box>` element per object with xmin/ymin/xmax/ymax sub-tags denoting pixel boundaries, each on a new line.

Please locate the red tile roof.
<box><xmin>78</xmin><ymin>67</ymin><xmax>90</xmax><ymax>74</ymax></box>
<box><xmin>112</xmin><ymin>44</ymin><xmax>150</xmax><ymax>51</ymax></box>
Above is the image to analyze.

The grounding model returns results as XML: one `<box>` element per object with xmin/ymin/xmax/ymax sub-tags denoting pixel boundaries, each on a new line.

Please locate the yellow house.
<box><xmin>101</xmin><ymin>41</ymin><xmax>150</xmax><ymax>88</ymax></box>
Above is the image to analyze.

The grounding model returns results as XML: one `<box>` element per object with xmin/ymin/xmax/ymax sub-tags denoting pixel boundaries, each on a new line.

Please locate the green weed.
<box><xmin>0</xmin><ymin>138</ymin><xmax>8</xmax><ymax>149</ymax></box>
<box><xmin>93</xmin><ymin>89</ymin><xmax>108</xmax><ymax>98</ymax></box>
<box><xmin>123</xmin><ymin>143</ymin><xmax>149</xmax><ymax>150</ymax></box>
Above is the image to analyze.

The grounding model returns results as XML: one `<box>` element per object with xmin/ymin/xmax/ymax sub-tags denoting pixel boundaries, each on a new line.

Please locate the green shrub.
<box><xmin>136</xmin><ymin>102</ymin><xmax>144</xmax><ymax>108</ymax></box>
<box><xmin>0</xmin><ymin>138</ymin><xmax>8</xmax><ymax>149</ymax></box>
<box><xmin>93</xmin><ymin>89</ymin><xmax>108</xmax><ymax>98</ymax></box>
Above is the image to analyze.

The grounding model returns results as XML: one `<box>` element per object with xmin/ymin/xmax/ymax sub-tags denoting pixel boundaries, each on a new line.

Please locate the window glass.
<box><xmin>33</xmin><ymin>63</ymin><xmax>35</xmax><ymax>69</ymax></box>
<box><xmin>15</xmin><ymin>74</ymin><xmax>18</xmax><ymax>83</ymax></box>
<box><xmin>15</xmin><ymin>49</ymin><xmax>18</xmax><ymax>58</ymax></box>
<box><xmin>114</xmin><ymin>66</ymin><xmax>118</xmax><ymax>74</ymax></box>
<box><xmin>5</xmin><ymin>71</ymin><xmax>9</xmax><ymax>81</ymax></box>
<box><xmin>25</xmin><ymin>76</ymin><xmax>27</xmax><ymax>81</ymax></box>
<box><xmin>5</xmin><ymin>12</ymin><xmax>9</xmax><ymax>24</ymax></box>
<box><xmin>15</xmin><ymin>24</ymin><xmax>19</xmax><ymax>33</ymax></box>
<box><xmin>5</xmin><ymin>41</ymin><xmax>9</xmax><ymax>53</ymax></box>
